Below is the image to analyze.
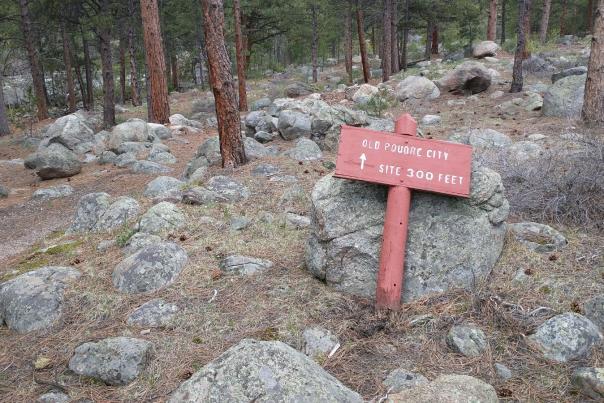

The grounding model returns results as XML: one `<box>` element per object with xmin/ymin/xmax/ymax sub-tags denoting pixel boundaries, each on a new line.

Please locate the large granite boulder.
<box><xmin>472</xmin><ymin>41</ymin><xmax>499</xmax><ymax>58</ymax></box>
<box><xmin>112</xmin><ymin>241</ymin><xmax>188</xmax><ymax>293</ymax></box>
<box><xmin>138</xmin><ymin>202</ymin><xmax>185</xmax><ymax>234</ymax></box>
<box><xmin>0</xmin><ymin>266</ymin><xmax>81</xmax><ymax>333</ymax></box>
<box><xmin>305</xmin><ymin>166</ymin><xmax>509</xmax><ymax>303</ymax></box>
<box><xmin>168</xmin><ymin>339</ymin><xmax>362</xmax><ymax>402</ymax></box>
<box><xmin>68</xmin><ymin>193</ymin><xmax>140</xmax><ymax>233</ymax></box>
<box><xmin>45</xmin><ymin>113</ymin><xmax>95</xmax><ymax>154</ymax></box>
<box><xmin>542</xmin><ymin>74</ymin><xmax>586</xmax><ymax>119</ymax></box>
<box><xmin>68</xmin><ymin>337</ymin><xmax>153</xmax><ymax>385</ymax></box>
<box><xmin>108</xmin><ymin>119</ymin><xmax>153</xmax><ymax>151</ymax></box>
<box><xmin>395</xmin><ymin>76</ymin><xmax>440</xmax><ymax>102</ymax></box>
<box><xmin>438</xmin><ymin>61</ymin><xmax>492</xmax><ymax>94</ymax></box>
<box><xmin>389</xmin><ymin>374</ymin><xmax>498</xmax><ymax>403</ymax></box>
<box><xmin>26</xmin><ymin>143</ymin><xmax>82</xmax><ymax>180</ymax></box>
<box><xmin>277</xmin><ymin>110</ymin><xmax>312</xmax><ymax>140</ymax></box>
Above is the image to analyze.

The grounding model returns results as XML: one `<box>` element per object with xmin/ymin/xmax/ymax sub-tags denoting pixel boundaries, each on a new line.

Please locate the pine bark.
<box><xmin>487</xmin><ymin>0</ymin><xmax>498</xmax><ymax>41</ymax></box>
<box><xmin>539</xmin><ymin>0</ymin><xmax>552</xmax><ymax>43</ymax></box>
<box><xmin>382</xmin><ymin>0</ymin><xmax>392</xmax><ymax>82</ymax></box>
<box><xmin>345</xmin><ymin>2</ymin><xmax>353</xmax><ymax>83</ymax></box>
<box><xmin>119</xmin><ymin>36</ymin><xmax>127</xmax><ymax>104</ymax></box>
<box><xmin>391</xmin><ymin>0</ymin><xmax>399</xmax><ymax>73</ymax></box>
<box><xmin>18</xmin><ymin>0</ymin><xmax>48</xmax><ymax>120</ymax></box>
<box><xmin>501</xmin><ymin>0</ymin><xmax>506</xmax><ymax>44</ymax></box>
<box><xmin>560</xmin><ymin>0</ymin><xmax>568</xmax><ymax>36</ymax></box>
<box><xmin>233</xmin><ymin>0</ymin><xmax>247</xmax><ymax>111</ymax></box>
<box><xmin>311</xmin><ymin>4</ymin><xmax>319</xmax><ymax>83</ymax></box>
<box><xmin>356</xmin><ymin>2</ymin><xmax>370</xmax><ymax>83</ymax></box>
<box><xmin>402</xmin><ymin>0</ymin><xmax>409</xmax><ymax>69</ymax></box>
<box><xmin>98</xmin><ymin>6</ymin><xmax>115</xmax><ymax>128</ymax></box>
<box><xmin>582</xmin><ymin>0</ymin><xmax>604</xmax><ymax>124</ymax></box>
<box><xmin>587</xmin><ymin>0</ymin><xmax>594</xmax><ymax>34</ymax></box>
<box><xmin>424</xmin><ymin>20</ymin><xmax>432</xmax><ymax>59</ymax></box>
<box><xmin>74</xmin><ymin>63</ymin><xmax>87</xmax><ymax>109</ymax></box>
<box><xmin>200</xmin><ymin>0</ymin><xmax>246</xmax><ymax>169</ymax></box>
<box><xmin>511</xmin><ymin>0</ymin><xmax>532</xmax><ymax>92</ymax></box>
<box><xmin>522</xmin><ymin>1</ymin><xmax>532</xmax><ymax>58</ymax></box>
<box><xmin>431</xmin><ymin>24</ymin><xmax>439</xmax><ymax>54</ymax></box>
<box><xmin>82</xmin><ymin>32</ymin><xmax>94</xmax><ymax>110</ymax></box>
<box><xmin>62</xmin><ymin>24</ymin><xmax>76</xmax><ymax>113</ymax></box>
<box><xmin>0</xmin><ymin>75</ymin><xmax>10</xmax><ymax>135</ymax></box>
<box><xmin>140</xmin><ymin>0</ymin><xmax>170</xmax><ymax>123</ymax></box>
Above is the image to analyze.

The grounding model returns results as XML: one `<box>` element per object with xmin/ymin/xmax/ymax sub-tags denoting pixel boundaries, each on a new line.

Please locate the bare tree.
<box><xmin>18</xmin><ymin>0</ymin><xmax>48</xmax><ymax>120</ymax></box>
<box><xmin>140</xmin><ymin>0</ymin><xmax>170</xmax><ymax>123</ymax></box>
<box><xmin>511</xmin><ymin>0</ymin><xmax>532</xmax><ymax>92</ymax></box>
<box><xmin>487</xmin><ymin>0</ymin><xmax>498</xmax><ymax>41</ymax></box>
<box><xmin>200</xmin><ymin>0</ymin><xmax>246</xmax><ymax>169</ymax></box>
<box><xmin>582</xmin><ymin>0</ymin><xmax>604</xmax><ymax>124</ymax></box>
<box><xmin>62</xmin><ymin>24</ymin><xmax>76</xmax><ymax>113</ymax></box>
<box><xmin>356</xmin><ymin>1</ymin><xmax>370</xmax><ymax>82</ymax></box>
<box><xmin>382</xmin><ymin>0</ymin><xmax>392</xmax><ymax>81</ymax></box>
<box><xmin>344</xmin><ymin>1</ymin><xmax>353</xmax><ymax>83</ymax></box>
<box><xmin>98</xmin><ymin>0</ymin><xmax>115</xmax><ymax>127</ymax></box>
<box><xmin>0</xmin><ymin>75</ymin><xmax>10</xmax><ymax>135</ymax></box>
<box><xmin>311</xmin><ymin>3</ymin><xmax>319</xmax><ymax>83</ymax></box>
<box><xmin>233</xmin><ymin>0</ymin><xmax>247</xmax><ymax>111</ymax></box>
<box><xmin>539</xmin><ymin>0</ymin><xmax>552</xmax><ymax>43</ymax></box>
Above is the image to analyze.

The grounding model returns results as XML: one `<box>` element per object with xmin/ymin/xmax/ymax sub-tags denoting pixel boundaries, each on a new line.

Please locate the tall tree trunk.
<box><xmin>391</xmin><ymin>0</ymin><xmax>399</xmax><ymax>73</ymax></box>
<box><xmin>18</xmin><ymin>0</ymin><xmax>48</xmax><ymax>120</ymax></box>
<box><xmin>356</xmin><ymin>2</ymin><xmax>370</xmax><ymax>82</ymax></box>
<box><xmin>345</xmin><ymin>1</ymin><xmax>353</xmax><ymax>83</ymax></box>
<box><xmin>128</xmin><ymin>0</ymin><xmax>141</xmax><ymax>106</ymax></box>
<box><xmin>62</xmin><ymin>24</ymin><xmax>76</xmax><ymax>113</ymax></box>
<box><xmin>311</xmin><ymin>4</ymin><xmax>319</xmax><ymax>83</ymax></box>
<box><xmin>501</xmin><ymin>0</ymin><xmax>506</xmax><ymax>44</ymax></box>
<box><xmin>200</xmin><ymin>0</ymin><xmax>246</xmax><ymax>169</ymax></box>
<box><xmin>587</xmin><ymin>0</ymin><xmax>595</xmax><ymax>34</ymax></box>
<box><xmin>0</xmin><ymin>75</ymin><xmax>10</xmax><ymax>136</ymax></box>
<box><xmin>98</xmin><ymin>9</ymin><xmax>115</xmax><ymax>128</ymax></box>
<box><xmin>425</xmin><ymin>20</ymin><xmax>433</xmax><ymax>59</ymax></box>
<box><xmin>560</xmin><ymin>0</ymin><xmax>568</xmax><ymax>36</ymax></box>
<box><xmin>582</xmin><ymin>0</ymin><xmax>604</xmax><ymax>124</ymax></box>
<box><xmin>522</xmin><ymin>1</ymin><xmax>532</xmax><ymax>58</ymax></box>
<box><xmin>382</xmin><ymin>0</ymin><xmax>391</xmax><ymax>81</ymax></box>
<box><xmin>539</xmin><ymin>0</ymin><xmax>552</xmax><ymax>43</ymax></box>
<box><xmin>233</xmin><ymin>0</ymin><xmax>247</xmax><ymax>111</ymax></box>
<box><xmin>170</xmin><ymin>54</ymin><xmax>179</xmax><ymax>90</ymax></box>
<box><xmin>431</xmin><ymin>24</ymin><xmax>439</xmax><ymax>54</ymax></box>
<box><xmin>74</xmin><ymin>62</ymin><xmax>87</xmax><ymax>109</ymax></box>
<box><xmin>402</xmin><ymin>0</ymin><xmax>409</xmax><ymax>69</ymax></box>
<box><xmin>140</xmin><ymin>0</ymin><xmax>170</xmax><ymax>123</ymax></box>
<box><xmin>487</xmin><ymin>0</ymin><xmax>498</xmax><ymax>40</ymax></box>
<box><xmin>119</xmin><ymin>36</ymin><xmax>127</xmax><ymax>104</ymax></box>
<box><xmin>511</xmin><ymin>0</ymin><xmax>532</xmax><ymax>92</ymax></box>
<box><xmin>82</xmin><ymin>31</ymin><xmax>94</xmax><ymax>110</ymax></box>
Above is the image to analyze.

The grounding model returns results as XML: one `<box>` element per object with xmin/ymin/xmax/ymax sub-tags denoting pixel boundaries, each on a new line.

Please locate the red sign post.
<box><xmin>334</xmin><ymin>114</ymin><xmax>472</xmax><ymax>309</ymax></box>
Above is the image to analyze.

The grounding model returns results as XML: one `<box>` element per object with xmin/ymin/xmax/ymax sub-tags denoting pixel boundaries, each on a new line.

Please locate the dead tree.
<box><xmin>200</xmin><ymin>0</ymin><xmax>247</xmax><ymax>169</ymax></box>
<box><xmin>356</xmin><ymin>1</ymin><xmax>370</xmax><ymax>82</ymax></box>
<box><xmin>140</xmin><ymin>0</ymin><xmax>170</xmax><ymax>123</ymax></box>
<box><xmin>18</xmin><ymin>0</ymin><xmax>48</xmax><ymax>120</ymax></box>
<box><xmin>511</xmin><ymin>0</ymin><xmax>532</xmax><ymax>92</ymax></box>
<box><xmin>582</xmin><ymin>0</ymin><xmax>604</xmax><ymax>124</ymax></box>
<box><xmin>233</xmin><ymin>0</ymin><xmax>248</xmax><ymax>111</ymax></box>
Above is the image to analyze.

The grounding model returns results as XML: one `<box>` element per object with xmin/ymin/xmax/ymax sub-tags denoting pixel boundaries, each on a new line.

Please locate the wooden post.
<box><xmin>375</xmin><ymin>114</ymin><xmax>417</xmax><ymax>310</ymax></box>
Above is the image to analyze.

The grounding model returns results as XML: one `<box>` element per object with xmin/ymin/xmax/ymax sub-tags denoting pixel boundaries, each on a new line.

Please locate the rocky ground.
<box><xmin>0</xmin><ymin>40</ymin><xmax>602</xmax><ymax>402</ymax></box>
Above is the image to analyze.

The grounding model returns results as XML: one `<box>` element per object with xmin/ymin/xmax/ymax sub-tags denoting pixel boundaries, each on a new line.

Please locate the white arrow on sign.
<box><xmin>359</xmin><ymin>153</ymin><xmax>367</xmax><ymax>170</ymax></box>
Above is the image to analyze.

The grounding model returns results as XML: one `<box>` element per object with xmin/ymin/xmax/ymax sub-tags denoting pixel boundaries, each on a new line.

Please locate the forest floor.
<box><xmin>0</xmin><ymin>44</ymin><xmax>602</xmax><ymax>402</ymax></box>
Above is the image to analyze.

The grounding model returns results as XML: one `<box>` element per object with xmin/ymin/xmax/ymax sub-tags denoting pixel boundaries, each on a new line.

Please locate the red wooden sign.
<box><xmin>334</xmin><ymin>114</ymin><xmax>473</xmax><ymax>310</ymax></box>
<box><xmin>335</xmin><ymin>126</ymin><xmax>472</xmax><ymax>197</ymax></box>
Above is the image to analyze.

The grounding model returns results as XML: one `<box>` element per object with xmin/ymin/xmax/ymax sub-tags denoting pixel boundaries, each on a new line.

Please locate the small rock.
<box><xmin>251</xmin><ymin>163</ymin><xmax>280</xmax><ymax>177</ymax></box>
<box><xmin>509</xmin><ymin>222</ymin><xmax>567</xmax><ymax>253</ymax></box>
<box><xmin>122</xmin><ymin>233</ymin><xmax>162</xmax><ymax>256</ymax></box>
<box><xmin>285</xmin><ymin>212</ymin><xmax>311</xmax><ymax>229</ymax></box>
<box><xmin>408</xmin><ymin>314</ymin><xmax>434</xmax><ymax>327</ymax></box>
<box><xmin>34</xmin><ymin>356</ymin><xmax>52</xmax><ymax>370</ymax></box>
<box><xmin>528</xmin><ymin>133</ymin><xmax>546</xmax><ymax>141</ymax></box>
<box><xmin>36</xmin><ymin>391</ymin><xmax>70</xmax><ymax>403</ymax></box>
<box><xmin>389</xmin><ymin>374</ymin><xmax>498</xmax><ymax>402</ymax></box>
<box><xmin>528</xmin><ymin>313</ymin><xmax>603</xmax><ymax>362</ymax></box>
<box><xmin>447</xmin><ymin>324</ymin><xmax>488</xmax><ymax>357</ymax></box>
<box><xmin>113</xmin><ymin>241</ymin><xmax>188</xmax><ymax>293</ymax></box>
<box><xmin>181</xmin><ymin>187</ymin><xmax>228</xmax><ymax>205</ymax></box>
<box><xmin>420</xmin><ymin>115</ymin><xmax>441</xmax><ymax>126</ymax></box>
<box><xmin>187</xmin><ymin>166</ymin><xmax>207</xmax><ymax>184</ymax></box>
<box><xmin>131</xmin><ymin>160</ymin><xmax>171</xmax><ymax>174</ymax></box>
<box><xmin>97</xmin><ymin>239</ymin><xmax>116</xmax><ymax>252</ymax></box>
<box><xmin>254</xmin><ymin>130</ymin><xmax>274</xmax><ymax>143</ymax></box>
<box><xmin>127</xmin><ymin>298</ymin><xmax>179</xmax><ymax>327</ymax></box>
<box><xmin>302</xmin><ymin>326</ymin><xmax>339</xmax><ymax>359</ymax></box>
<box><xmin>383</xmin><ymin>368</ymin><xmax>429</xmax><ymax>393</ymax></box>
<box><xmin>27</xmin><ymin>143</ymin><xmax>82</xmax><ymax>180</ymax></box>
<box><xmin>32</xmin><ymin>184</ymin><xmax>74</xmax><ymax>200</ymax></box>
<box><xmin>473</xmin><ymin>40</ymin><xmax>499</xmax><ymax>58</ymax></box>
<box><xmin>572</xmin><ymin>367</ymin><xmax>604</xmax><ymax>400</ymax></box>
<box><xmin>494</xmin><ymin>363</ymin><xmax>512</xmax><ymax>380</ymax></box>
<box><xmin>219</xmin><ymin>255</ymin><xmax>273</xmax><ymax>275</ymax></box>
<box><xmin>113</xmin><ymin>152</ymin><xmax>137</xmax><ymax>168</ymax></box>
<box><xmin>490</xmin><ymin>90</ymin><xmax>504</xmax><ymax>99</ymax></box>
<box><xmin>395</xmin><ymin>76</ymin><xmax>440</xmax><ymax>101</ymax></box>
<box><xmin>283</xmin><ymin>138</ymin><xmax>322</xmax><ymax>161</ymax></box>
<box><xmin>206</xmin><ymin>176</ymin><xmax>250</xmax><ymax>202</ymax></box>
<box><xmin>0</xmin><ymin>184</ymin><xmax>9</xmax><ymax>198</ymax></box>
<box><xmin>143</xmin><ymin>176</ymin><xmax>184</xmax><ymax>199</ymax></box>
<box><xmin>584</xmin><ymin>295</ymin><xmax>604</xmax><ymax>332</ymax></box>
<box><xmin>230</xmin><ymin>216</ymin><xmax>251</xmax><ymax>230</ymax></box>
<box><xmin>68</xmin><ymin>337</ymin><xmax>153</xmax><ymax>385</ymax></box>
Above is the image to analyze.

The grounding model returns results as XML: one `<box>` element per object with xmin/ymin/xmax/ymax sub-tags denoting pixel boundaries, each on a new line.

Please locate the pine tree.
<box><xmin>582</xmin><ymin>0</ymin><xmax>604</xmax><ymax>124</ymax></box>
